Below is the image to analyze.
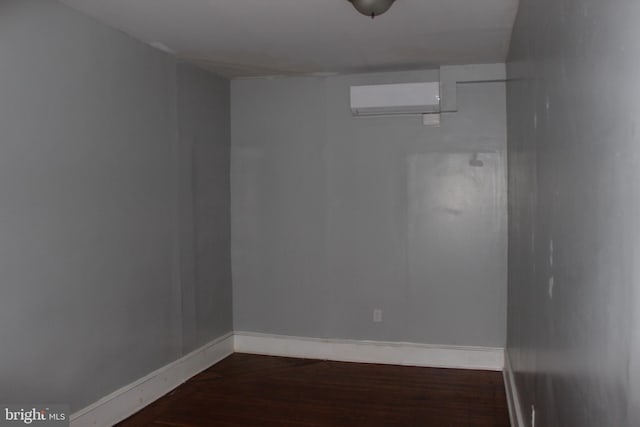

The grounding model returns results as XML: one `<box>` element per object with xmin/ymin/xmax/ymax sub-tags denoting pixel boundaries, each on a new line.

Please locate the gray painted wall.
<box><xmin>232</xmin><ymin>68</ymin><xmax>508</xmax><ymax>347</ymax></box>
<box><xmin>0</xmin><ymin>1</ymin><xmax>231</xmax><ymax>411</ymax></box>
<box><xmin>507</xmin><ymin>0</ymin><xmax>640</xmax><ymax>426</ymax></box>
<box><xmin>176</xmin><ymin>64</ymin><xmax>233</xmax><ymax>353</ymax></box>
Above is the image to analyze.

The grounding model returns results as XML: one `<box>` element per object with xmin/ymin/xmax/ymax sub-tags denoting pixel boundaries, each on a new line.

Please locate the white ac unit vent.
<box><xmin>350</xmin><ymin>82</ymin><xmax>441</xmax><ymax>116</ymax></box>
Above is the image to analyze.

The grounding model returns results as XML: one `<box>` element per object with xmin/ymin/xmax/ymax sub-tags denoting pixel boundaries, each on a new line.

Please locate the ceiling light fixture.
<box><xmin>348</xmin><ymin>0</ymin><xmax>396</xmax><ymax>19</ymax></box>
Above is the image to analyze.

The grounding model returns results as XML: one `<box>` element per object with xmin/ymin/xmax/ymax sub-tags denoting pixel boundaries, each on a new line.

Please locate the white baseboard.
<box><xmin>234</xmin><ymin>332</ymin><xmax>504</xmax><ymax>371</ymax></box>
<box><xmin>503</xmin><ymin>351</ymin><xmax>525</xmax><ymax>427</ymax></box>
<box><xmin>70</xmin><ymin>332</ymin><xmax>234</xmax><ymax>427</ymax></box>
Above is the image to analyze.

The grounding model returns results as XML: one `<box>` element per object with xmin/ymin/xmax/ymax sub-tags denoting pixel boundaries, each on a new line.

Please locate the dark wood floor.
<box><xmin>117</xmin><ymin>353</ymin><xmax>510</xmax><ymax>427</ymax></box>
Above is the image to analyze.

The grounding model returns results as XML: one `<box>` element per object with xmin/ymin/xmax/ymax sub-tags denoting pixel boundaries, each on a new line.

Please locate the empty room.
<box><xmin>1</xmin><ymin>0</ymin><xmax>639</xmax><ymax>426</ymax></box>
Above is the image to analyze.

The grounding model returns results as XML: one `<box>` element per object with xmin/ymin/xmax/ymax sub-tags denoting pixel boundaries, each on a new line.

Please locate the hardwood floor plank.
<box><xmin>117</xmin><ymin>353</ymin><xmax>510</xmax><ymax>427</ymax></box>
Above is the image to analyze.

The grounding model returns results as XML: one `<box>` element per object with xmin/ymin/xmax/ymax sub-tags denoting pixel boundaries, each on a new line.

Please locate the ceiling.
<box><xmin>59</xmin><ymin>0</ymin><xmax>519</xmax><ymax>78</ymax></box>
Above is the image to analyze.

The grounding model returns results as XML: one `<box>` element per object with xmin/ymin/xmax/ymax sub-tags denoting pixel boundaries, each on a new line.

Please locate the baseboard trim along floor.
<box><xmin>70</xmin><ymin>332</ymin><xmax>505</xmax><ymax>426</ymax></box>
<box><xmin>69</xmin><ymin>332</ymin><xmax>234</xmax><ymax>427</ymax></box>
<box><xmin>234</xmin><ymin>332</ymin><xmax>504</xmax><ymax>371</ymax></box>
<box><xmin>503</xmin><ymin>351</ymin><xmax>525</xmax><ymax>427</ymax></box>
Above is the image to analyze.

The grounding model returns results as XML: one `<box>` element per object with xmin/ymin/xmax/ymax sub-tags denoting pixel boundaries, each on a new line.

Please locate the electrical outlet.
<box><xmin>373</xmin><ymin>309</ymin><xmax>383</xmax><ymax>323</ymax></box>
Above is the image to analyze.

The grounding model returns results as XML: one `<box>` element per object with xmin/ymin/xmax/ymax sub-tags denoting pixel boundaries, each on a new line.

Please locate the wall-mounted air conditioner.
<box><xmin>350</xmin><ymin>82</ymin><xmax>441</xmax><ymax>116</ymax></box>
